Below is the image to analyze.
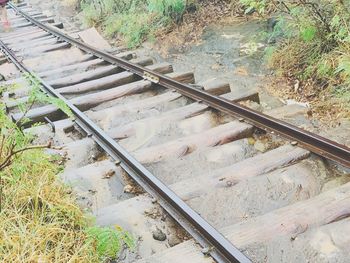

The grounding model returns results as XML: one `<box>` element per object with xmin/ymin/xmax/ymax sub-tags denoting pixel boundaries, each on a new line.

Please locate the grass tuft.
<box><xmin>0</xmin><ymin>107</ymin><xmax>99</xmax><ymax>262</ymax></box>
<box><xmin>80</xmin><ymin>0</ymin><xmax>187</xmax><ymax>48</ymax></box>
<box><xmin>239</xmin><ymin>0</ymin><xmax>350</xmax><ymax>118</ymax></box>
<box><xmin>86</xmin><ymin>225</ymin><xmax>135</xmax><ymax>260</ymax></box>
<box><xmin>104</xmin><ymin>12</ymin><xmax>154</xmax><ymax>48</ymax></box>
<box><xmin>0</xmin><ymin>77</ymin><xmax>134</xmax><ymax>261</ymax></box>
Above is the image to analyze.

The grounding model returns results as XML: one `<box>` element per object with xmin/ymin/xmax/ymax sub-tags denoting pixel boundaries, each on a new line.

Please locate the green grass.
<box><xmin>86</xmin><ymin>226</ymin><xmax>135</xmax><ymax>260</ymax></box>
<box><xmin>80</xmin><ymin>0</ymin><xmax>187</xmax><ymax>48</ymax></box>
<box><xmin>104</xmin><ymin>12</ymin><xmax>154</xmax><ymax>48</ymax></box>
<box><xmin>238</xmin><ymin>0</ymin><xmax>350</xmax><ymax>115</ymax></box>
<box><xmin>24</xmin><ymin>73</ymin><xmax>73</xmax><ymax>118</ymax></box>
<box><xmin>0</xmin><ymin>105</ymin><xmax>98</xmax><ymax>262</ymax></box>
<box><xmin>0</xmin><ymin>76</ymin><xmax>134</xmax><ymax>261</ymax></box>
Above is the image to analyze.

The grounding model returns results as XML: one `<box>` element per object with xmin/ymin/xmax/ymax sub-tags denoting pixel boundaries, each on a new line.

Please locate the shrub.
<box><xmin>148</xmin><ymin>0</ymin><xmax>186</xmax><ymax>22</ymax></box>
<box><xmin>86</xmin><ymin>226</ymin><xmax>134</xmax><ymax>260</ymax></box>
<box><xmin>80</xmin><ymin>0</ymin><xmax>188</xmax><ymax>47</ymax></box>
<box><xmin>239</xmin><ymin>0</ymin><xmax>350</xmax><ymax>109</ymax></box>
<box><xmin>0</xmin><ymin>102</ymin><xmax>98</xmax><ymax>262</ymax></box>
<box><xmin>0</xmin><ymin>75</ymin><xmax>134</xmax><ymax>262</ymax></box>
<box><xmin>104</xmin><ymin>12</ymin><xmax>153</xmax><ymax>48</ymax></box>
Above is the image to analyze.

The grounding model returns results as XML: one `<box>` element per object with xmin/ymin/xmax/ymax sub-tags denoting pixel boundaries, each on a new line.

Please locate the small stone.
<box><xmin>102</xmin><ymin>169</ymin><xmax>115</xmax><ymax>179</ymax></box>
<box><xmin>151</xmin><ymin>198</ymin><xmax>157</xmax><ymax>204</ymax></box>
<box><xmin>294</xmin><ymin>80</ymin><xmax>300</xmax><ymax>93</ymax></box>
<box><xmin>88</xmin><ymin>189</ymin><xmax>97</xmax><ymax>194</ymax></box>
<box><xmin>238</xmin><ymin>117</ymin><xmax>245</xmax><ymax>122</ymax></box>
<box><xmin>123</xmin><ymin>185</ymin><xmax>133</xmax><ymax>193</ymax></box>
<box><xmin>201</xmin><ymin>247</ymin><xmax>212</xmax><ymax>256</ymax></box>
<box><xmin>226</xmin><ymin>181</ymin><xmax>234</xmax><ymax>187</ymax></box>
<box><xmin>211</xmin><ymin>63</ymin><xmax>221</xmax><ymax>70</ymax></box>
<box><xmin>234</xmin><ymin>67</ymin><xmax>249</xmax><ymax>76</ymax></box>
<box><xmin>254</xmin><ymin>141</ymin><xmax>267</xmax><ymax>152</ymax></box>
<box><xmin>291</xmin><ymin>141</ymin><xmax>298</xmax><ymax>146</ymax></box>
<box><xmin>152</xmin><ymin>228</ymin><xmax>167</xmax><ymax>241</ymax></box>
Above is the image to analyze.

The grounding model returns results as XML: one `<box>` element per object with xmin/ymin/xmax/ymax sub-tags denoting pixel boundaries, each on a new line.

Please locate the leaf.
<box><xmin>23</xmin><ymin>73</ymin><xmax>74</xmax><ymax>118</ymax></box>
<box><xmin>330</xmin><ymin>15</ymin><xmax>340</xmax><ymax>28</ymax></box>
<box><xmin>86</xmin><ymin>226</ymin><xmax>134</xmax><ymax>260</ymax></box>
<box><xmin>317</xmin><ymin>60</ymin><xmax>332</xmax><ymax>78</ymax></box>
<box><xmin>121</xmin><ymin>231</ymin><xmax>135</xmax><ymax>249</ymax></box>
<box><xmin>244</xmin><ymin>6</ymin><xmax>255</xmax><ymax>14</ymax></box>
<box><xmin>335</xmin><ymin>57</ymin><xmax>350</xmax><ymax>84</ymax></box>
<box><xmin>300</xmin><ymin>26</ymin><xmax>317</xmax><ymax>42</ymax></box>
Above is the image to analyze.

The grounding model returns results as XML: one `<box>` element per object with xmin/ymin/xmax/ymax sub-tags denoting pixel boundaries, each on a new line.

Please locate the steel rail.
<box><xmin>0</xmin><ymin>20</ymin><xmax>250</xmax><ymax>263</ymax></box>
<box><xmin>9</xmin><ymin>2</ymin><xmax>350</xmax><ymax>168</ymax></box>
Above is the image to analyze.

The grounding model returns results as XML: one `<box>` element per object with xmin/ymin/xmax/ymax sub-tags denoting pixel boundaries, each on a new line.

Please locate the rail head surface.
<box><xmin>8</xmin><ymin>2</ymin><xmax>350</xmax><ymax>168</ymax></box>
<box><xmin>1</xmin><ymin>5</ymin><xmax>251</xmax><ymax>263</ymax></box>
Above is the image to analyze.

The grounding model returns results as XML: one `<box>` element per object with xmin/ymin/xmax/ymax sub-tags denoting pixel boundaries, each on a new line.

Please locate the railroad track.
<box><xmin>1</xmin><ymin>2</ymin><xmax>350</xmax><ymax>262</ymax></box>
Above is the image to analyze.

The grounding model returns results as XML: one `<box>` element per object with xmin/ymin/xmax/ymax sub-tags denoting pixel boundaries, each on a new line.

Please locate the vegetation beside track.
<box><xmin>242</xmin><ymin>0</ymin><xmax>350</xmax><ymax>119</ymax></box>
<box><xmin>79</xmin><ymin>0</ymin><xmax>350</xmax><ymax>121</ymax></box>
<box><xmin>80</xmin><ymin>0</ymin><xmax>191</xmax><ymax>48</ymax></box>
<box><xmin>0</xmin><ymin>80</ymin><xmax>134</xmax><ymax>262</ymax></box>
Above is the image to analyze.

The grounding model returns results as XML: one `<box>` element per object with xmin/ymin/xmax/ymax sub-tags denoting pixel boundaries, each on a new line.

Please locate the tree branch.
<box><xmin>0</xmin><ymin>142</ymin><xmax>52</xmax><ymax>171</ymax></box>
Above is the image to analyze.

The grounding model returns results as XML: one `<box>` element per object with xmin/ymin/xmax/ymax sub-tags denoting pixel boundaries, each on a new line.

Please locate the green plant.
<box><xmin>0</xmin><ymin>78</ymin><xmax>134</xmax><ymax>262</ymax></box>
<box><xmin>86</xmin><ymin>226</ymin><xmax>135</xmax><ymax>260</ymax></box>
<box><xmin>240</xmin><ymin>0</ymin><xmax>268</xmax><ymax>14</ymax></box>
<box><xmin>0</xmin><ymin>103</ymin><xmax>100</xmax><ymax>262</ymax></box>
<box><xmin>148</xmin><ymin>0</ymin><xmax>186</xmax><ymax>21</ymax></box>
<box><xmin>245</xmin><ymin>1</ymin><xmax>350</xmax><ymax>85</ymax></box>
<box><xmin>21</xmin><ymin>73</ymin><xmax>73</xmax><ymax>122</ymax></box>
<box><xmin>80</xmin><ymin>0</ymin><xmax>188</xmax><ymax>47</ymax></box>
<box><xmin>81</xmin><ymin>3</ymin><xmax>103</xmax><ymax>26</ymax></box>
<box><xmin>336</xmin><ymin>56</ymin><xmax>350</xmax><ymax>84</ymax></box>
<box><xmin>236</xmin><ymin>0</ymin><xmax>350</xmax><ymax>117</ymax></box>
<box><xmin>81</xmin><ymin>0</ymin><xmax>146</xmax><ymax>26</ymax></box>
<box><xmin>104</xmin><ymin>12</ymin><xmax>153</xmax><ymax>48</ymax></box>
<box><xmin>0</xmin><ymin>107</ymin><xmax>34</xmax><ymax>171</ymax></box>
